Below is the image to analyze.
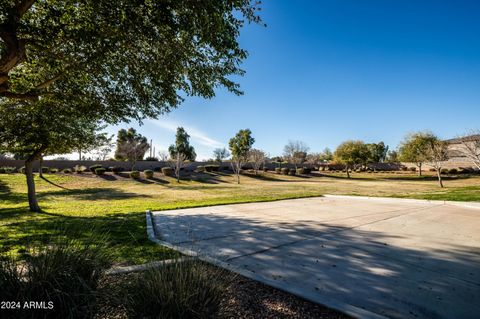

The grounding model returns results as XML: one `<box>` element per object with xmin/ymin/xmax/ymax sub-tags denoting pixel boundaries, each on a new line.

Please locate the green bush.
<box><xmin>281</xmin><ymin>167</ymin><xmax>289</xmax><ymax>175</ymax></box>
<box><xmin>50</xmin><ymin>168</ymin><xmax>59</xmax><ymax>173</ymax></box>
<box><xmin>303</xmin><ymin>167</ymin><xmax>312</xmax><ymax>174</ymax></box>
<box><xmin>89</xmin><ymin>164</ymin><xmax>103</xmax><ymax>173</ymax></box>
<box><xmin>440</xmin><ymin>168</ymin><xmax>448</xmax><ymax>175</ymax></box>
<box><xmin>40</xmin><ymin>167</ymin><xmax>50</xmax><ymax>174</ymax></box>
<box><xmin>123</xmin><ymin>259</ymin><xmax>231</xmax><ymax>319</ymax></box>
<box><xmin>145</xmin><ymin>156</ymin><xmax>158</xmax><ymax>161</ymax></box>
<box><xmin>18</xmin><ymin>166</ymin><xmax>26</xmax><ymax>174</ymax></box>
<box><xmin>130</xmin><ymin>171</ymin><xmax>140</xmax><ymax>179</ymax></box>
<box><xmin>409</xmin><ymin>167</ymin><xmax>417</xmax><ymax>172</ymax></box>
<box><xmin>0</xmin><ymin>166</ymin><xmax>15</xmax><ymax>173</ymax></box>
<box><xmin>289</xmin><ymin>169</ymin><xmax>296</xmax><ymax>176</ymax></box>
<box><xmin>144</xmin><ymin>169</ymin><xmax>154</xmax><ymax>179</ymax></box>
<box><xmin>448</xmin><ymin>168</ymin><xmax>458</xmax><ymax>174</ymax></box>
<box><xmin>204</xmin><ymin>165</ymin><xmax>220</xmax><ymax>172</ymax></box>
<box><xmin>63</xmin><ymin>168</ymin><xmax>72</xmax><ymax>174</ymax></box>
<box><xmin>196</xmin><ymin>165</ymin><xmax>205</xmax><ymax>172</ymax></box>
<box><xmin>95</xmin><ymin>168</ymin><xmax>107</xmax><ymax>175</ymax></box>
<box><xmin>296</xmin><ymin>168</ymin><xmax>305</xmax><ymax>174</ymax></box>
<box><xmin>275</xmin><ymin>167</ymin><xmax>281</xmax><ymax>174</ymax></box>
<box><xmin>162</xmin><ymin>167</ymin><xmax>174</xmax><ymax>176</ymax></box>
<box><xmin>0</xmin><ymin>238</ymin><xmax>112</xmax><ymax>319</ymax></box>
<box><xmin>429</xmin><ymin>168</ymin><xmax>436</xmax><ymax>172</ymax></box>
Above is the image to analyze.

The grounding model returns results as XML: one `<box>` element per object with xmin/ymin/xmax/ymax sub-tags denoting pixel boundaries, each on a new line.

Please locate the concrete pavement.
<box><xmin>151</xmin><ymin>196</ymin><xmax>480</xmax><ymax>319</ymax></box>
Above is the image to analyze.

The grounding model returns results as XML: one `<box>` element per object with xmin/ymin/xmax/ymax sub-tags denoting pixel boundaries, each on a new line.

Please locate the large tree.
<box><xmin>229</xmin><ymin>129</ymin><xmax>254</xmax><ymax>184</ymax></box>
<box><xmin>457</xmin><ymin>131</ymin><xmax>480</xmax><ymax>170</ymax></box>
<box><xmin>0</xmin><ymin>1</ymin><xmax>261</xmax><ymax>211</ymax></box>
<box><xmin>398</xmin><ymin>132</ymin><xmax>434</xmax><ymax>176</ymax></box>
<box><xmin>334</xmin><ymin>140</ymin><xmax>369</xmax><ymax>178</ymax></box>
<box><xmin>168</xmin><ymin>127</ymin><xmax>196</xmax><ymax>182</ymax></box>
<box><xmin>0</xmin><ymin>98</ymin><xmax>105</xmax><ymax>211</ymax></box>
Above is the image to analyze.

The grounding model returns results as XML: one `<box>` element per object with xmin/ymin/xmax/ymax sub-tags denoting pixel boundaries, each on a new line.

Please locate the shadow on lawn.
<box><xmin>154</xmin><ymin>212</ymin><xmax>480</xmax><ymax>319</ymax></box>
<box><xmin>1</xmin><ymin>208</ymin><xmax>177</xmax><ymax>263</ymax></box>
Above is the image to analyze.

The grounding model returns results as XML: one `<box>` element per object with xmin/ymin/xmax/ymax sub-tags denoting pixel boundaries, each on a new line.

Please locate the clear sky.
<box><xmin>106</xmin><ymin>0</ymin><xmax>480</xmax><ymax>160</ymax></box>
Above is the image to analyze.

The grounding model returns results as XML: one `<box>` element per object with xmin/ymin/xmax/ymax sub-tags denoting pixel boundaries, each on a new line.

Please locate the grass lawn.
<box><xmin>1</xmin><ymin>170</ymin><xmax>479</xmax><ymax>265</ymax></box>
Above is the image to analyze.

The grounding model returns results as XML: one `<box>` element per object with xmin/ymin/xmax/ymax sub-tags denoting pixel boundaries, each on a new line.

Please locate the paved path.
<box><xmin>151</xmin><ymin>196</ymin><xmax>480</xmax><ymax>319</ymax></box>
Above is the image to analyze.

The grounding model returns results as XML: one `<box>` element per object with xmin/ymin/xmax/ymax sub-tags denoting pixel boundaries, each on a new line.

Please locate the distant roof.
<box><xmin>445</xmin><ymin>134</ymin><xmax>480</xmax><ymax>144</ymax></box>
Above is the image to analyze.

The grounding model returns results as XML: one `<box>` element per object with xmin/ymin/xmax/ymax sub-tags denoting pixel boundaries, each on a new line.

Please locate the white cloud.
<box><xmin>149</xmin><ymin>119</ymin><xmax>224</xmax><ymax>149</ymax></box>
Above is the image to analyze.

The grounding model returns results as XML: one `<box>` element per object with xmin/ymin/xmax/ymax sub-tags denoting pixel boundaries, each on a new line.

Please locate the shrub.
<box><xmin>123</xmin><ymin>260</ymin><xmax>231</xmax><ymax>319</ymax></box>
<box><xmin>50</xmin><ymin>168</ymin><xmax>59</xmax><ymax>173</ymax></box>
<box><xmin>89</xmin><ymin>164</ymin><xmax>102</xmax><ymax>173</ymax></box>
<box><xmin>40</xmin><ymin>167</ymin><xmax>50</xmax><ymax>174</ymax></box>
<box><xmin>145</xmin><ymin>156</ymin><xmax>158</xmax><ymax>161</ymax></box>
<box><xmin>440</xmin><ymin>168</ymin><xmax>448</xmax><ymax>175</ymax></box>
<box><xmin>111</xmin><ymin>166</ymin><xmax>123</xmax><ymax>174</ymax></box>
<box><xmin>196</xmin><ymin>165</ymin><xmax>205</xmax><ymax>172</ymax></box>
<box><xmin>19</xmin><ymin>166</ymin><xmax>26</xmax><ymax>174</ymax></box>
<box><xmin>409</xmin><ymin>167</ymin><xmax>417</xmax><ymax>172</ymax></box>
<box><xmin>95</xmin><ymin>168</ymin><xmax>106</xmax><ymax>175</ymax></box>
<box><xmin>429</xmin><ymin>168</ymin><xmax>436</xmax><ymax>172</ymax></box>
<box><xmin>263</xmin><ymin>167</ymin><xmax>268</xmax><ymax>172</ymax></box>
<box><xmin>281</xmin><ymin>167</ymin><xmax>289</xmax><ymax>175</ymax></box>
<box><xmin>204</xmin><ymin>165</ymin><xmax>220</xmax><ymax>172</ymax></box>
<box><xmin>296</xmin><ymin>168</ymin><xmax>305</xmax><ymax>174</ymax></box>
<box><xmin>289</xmin><ymin>169</ymin><xmax>296</xmax><ymax>176</ymax></box>
<box><xmin>401</xmin><ymin>166</ymin><xmax>408</xmax><ymax>171</ymax></box>
<box><xmin>63</xmin><ymin>168</ymin><xmax>72</xmax><ymax>174</ymax></box>
<box><xmin>0</xmin><ymin>166</ymin><xmax>16</xmax><ymax>173</ymax></box>
<box><xmin>0</xmin><ymin>238</ymin><xmax>112</xmax><ymax>319</ymax></box>
<box><xmin>74</xmin><ymin>165</ymin><xmax>88</xmax><ymax>174</ymax></box>
<box><xmin>144</xmin><ymin>169</ymin><xmax>154</xmax><ymax>179</ymax></box>
<box><xmin>303</xmin><ymin>167</ymin><xmax>312</xmax><ymax>174</ymax></box>
<box><xmin>162</xmin><ymin>167</ymin><xmax>174</xmax><ymax>176</ymax></box>
<box><xmin>275</xmin><ymin>167</ymin><xmax>281</xmax><ymax>174</ymax></box>
<box><xmin>130</xmin><ymin>171</ymin><xmax>140</xmax><ymax>179</ymax></box>
<box><xmin>448</xmin><ymin>168</ymin><xmax>458</xmax><ymax>174</ymax></box>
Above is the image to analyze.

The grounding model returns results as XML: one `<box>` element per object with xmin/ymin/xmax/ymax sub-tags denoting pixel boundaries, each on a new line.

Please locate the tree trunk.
<box><xmin>418</xmin><ymin>163</ymin><xmax>422</xmax><ymax>176</ymax></box>
<box><xmin>436</xmin><ymin>169</ymin><xmax>444</xmax><ymax>188</ymax></box>
<box><xmin>39</xmin><ymin>156</ymin><xmax>44</xmax><ymax>178</ymax></box>
<box><xmin>79</xmin><ymin>148</ymin><xmax>82</xmax><ymax>160</ymax></box>
<box><xmin>25</xmin><ymin>160</ymin><xmax>40</xmax><ymax>212</ymax></box>
<box><xmin>236</xmin><ymin>161</ymin><xmax>241</xmax><ymax>184</ymax></box>
<box><xmin>346</xmin><ymin>165</ymin><xmax>350</xmax><ymax>178</ymax></box>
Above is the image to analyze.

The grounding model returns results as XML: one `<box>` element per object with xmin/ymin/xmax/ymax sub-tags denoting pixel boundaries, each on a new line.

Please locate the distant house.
<box><xmin>444</xmin><ymin>134</ymin><xmax>480</xmax><ymax>166</ymax></box>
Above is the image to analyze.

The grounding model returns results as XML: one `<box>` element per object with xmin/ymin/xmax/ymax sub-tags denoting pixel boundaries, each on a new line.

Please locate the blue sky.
<box><xmin>108</xmin><ymin>0</ymin><xmax>480</xmax><ymax>160</ymax></box>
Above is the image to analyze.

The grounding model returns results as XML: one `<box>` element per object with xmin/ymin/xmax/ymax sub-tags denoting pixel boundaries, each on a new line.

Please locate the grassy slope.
<box><xmin>1</xmin><ymin>171</ymin><xmax>479</xmax><ymax>265</ymax></box>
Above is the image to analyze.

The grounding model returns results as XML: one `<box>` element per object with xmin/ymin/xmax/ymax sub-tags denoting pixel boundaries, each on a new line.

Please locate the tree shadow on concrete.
<box><xmin>153</xmin><ymin>210</ymin><xmax>480</xmax><ymax>319</ymax></box>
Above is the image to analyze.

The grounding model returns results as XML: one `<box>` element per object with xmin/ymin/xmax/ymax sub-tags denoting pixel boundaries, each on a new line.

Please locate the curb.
<box><xmin>146</xmin><ymin>210</ymin><xmax>388</xmax><ymax>319</ymax></box>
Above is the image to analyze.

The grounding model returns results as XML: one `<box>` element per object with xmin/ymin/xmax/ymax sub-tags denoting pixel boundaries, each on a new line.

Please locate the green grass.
<box><xmin>1</xmin><ymin>171</ymin><xmax>479</xmax><ymax>265</ymax></box>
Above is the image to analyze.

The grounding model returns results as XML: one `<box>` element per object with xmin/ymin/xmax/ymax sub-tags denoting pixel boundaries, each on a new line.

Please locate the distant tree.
<box><xmin>367</xmin><ymin>142</ymin><xmax>389</xmax><ymax>163</ymax></box>
<box><xmin>168</xmin><ymin>127</ymin><xmax>196</xmax><ymax>182</ymax></box>
<box><xmin>92</xmin><ymin>135</ymin><xmax>115</xmax><ymax>161</ymax></box>
<box><xmin>283</xmin><ymin>141</ymin><xmax>309</xmax><ymax>169</ymax></box>
<box><xmin>229</xmin><ymin>129</ymin><xmax>255</xmax><ymax>184</ymax></box>
<box><xmin>398</xmin><ymin>132</ymin><xmax>434</xmax><ymax>176</ymax></box>
<box><xmin>457</xmin><ymin>131</ymin><xmax>480</xmax><ymax>170</ymax></box>
<box><xmin>248</xmin><ymin>149</ymin><xmax>266</xmax><ymax>175</ymax></box>
<box><xmin>306</xmin><ymin>153</ymin><xmax>322</xmax><ymax>168</ymax></box>
<box><xmin>385</xmin><ymin>150</ymin><xmax>399</xmax><ymax>163</ymax></box>
<box><xmin>319</xmin><ymin>147</ymin><xmax>334</xmax><ymax>162</ymax></box>
<box><xmin>213</xmin><ymin>148</ymin><xmax>230</xmax><ymax>163</ymax></box>
<box><xmin>425</xmin><ymin>136</ymin><xmax>449</xmax><ymax>188</ymax></box>
<box><xmin>157</xmin><ymin>150</ymin><xmax>169</xmax><ymax>162</ymax></box>
<box><xmin>115</xmin><ymin>128</ymin><xmax>149</xmax><ymax>170</ymax></box>
<box><xmin>334</xmin><ymin>140</ymin><xmax>369</xmax><ymax>178</ymax></box>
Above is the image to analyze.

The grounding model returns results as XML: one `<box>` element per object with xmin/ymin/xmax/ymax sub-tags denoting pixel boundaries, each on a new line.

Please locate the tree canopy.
<box><xmin>168</xmin><ymin>127</ymin><xmax>196</xmax><ymax>161</ymax></box>
<box><xmin>114</xmin><ymin>128</ymin><xmax>150</xmax><ymax>165</ymax></box>
<box><xmin>334</xmin><ymin>140</ymin><xmax>369</xmax><ymax>178</ymax></box>
<box><xmin>229</xmin><ymin>128</ymin><xmax>254</xmax><ymax>183</ymax></box>
<box><xmin>0</xmin><ymin>0</ymin><xmax>261</xmax><ymax>123</ymax></box>
<box><xmin>398</xmin><ymin>132</ymin><xmax>436</xmax><ymax>176</ymax></box>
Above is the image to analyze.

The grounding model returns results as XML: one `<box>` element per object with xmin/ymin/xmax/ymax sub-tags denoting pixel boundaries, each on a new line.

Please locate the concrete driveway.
<box><xmin>150</xmin><ymin>196</ymin><xmax>480</xmax><ymax>319</ymax></box>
